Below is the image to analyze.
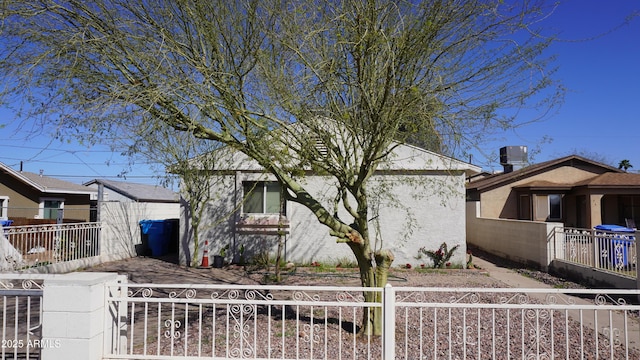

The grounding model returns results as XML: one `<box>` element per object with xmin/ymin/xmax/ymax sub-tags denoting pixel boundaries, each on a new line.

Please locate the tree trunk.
<box><xmin>275</xmin><ymin>233</ymin><xmax>284</xmax><ymax>282</ymax></box>
<box><xmin>349</xmin><ymin>244</ymin><xmax>394</xmax><ymax>336</ymax></box>
<box><xmin>189</xmin><ymin>216</ymin><xmax>201</xmax><ymax>267</ymax></box>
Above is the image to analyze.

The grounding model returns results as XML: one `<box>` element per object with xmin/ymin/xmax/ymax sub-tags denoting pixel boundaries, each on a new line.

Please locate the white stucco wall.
<box><xmin>180</xmin><ymin>171</ymin><xmax>468</xmax><ymax>268</ymax></box>
<box><xmin>101</xmin><ymin>201</ymin><xmax>180</xmax><ymax>258</ymax></box>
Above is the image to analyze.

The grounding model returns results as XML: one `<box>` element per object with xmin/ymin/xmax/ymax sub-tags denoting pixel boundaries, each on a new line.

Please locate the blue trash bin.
<box><xmin>140</xmin><ymin>220</ymin><xmax>172</xmax><ymax>257</ymax></box>
<box><xmin>594</xmin><ymin>224</ymin><xmax>636</xmax><ymax>268</ymax></box>
<box><xmin>0</xmin><ymin>219</ymin><xmax>12</xmax><ymax>237</ymax></box>
<box><xmin>0</xmin><ymin>220</ymin><xmax>13</xmax><ymax>227</ymax></box>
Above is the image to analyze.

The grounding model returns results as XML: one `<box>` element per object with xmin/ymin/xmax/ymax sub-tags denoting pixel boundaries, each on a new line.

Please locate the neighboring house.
<box><xmin>0</xmin><ymin>162</ymin><xmax>96</xmax><ymax>223</ymax></box>
<box><xmin>179</xmin><ymin>144</ymin><xmax>481</xmax><ymax>267</ymax></box>
<box><xmin>84</xmin><ymin>179</ymin><xmax>180</xmax><ymax>257</ymax></box>
<box><xmin>466</xmin><ymin>154</ymin><xmax>640</xmax><ymax>229</ymax></box>
<box><xmin>84</xmin><ymin>178</ymin><xmax>180</xmax><ymax>218</ymax></box>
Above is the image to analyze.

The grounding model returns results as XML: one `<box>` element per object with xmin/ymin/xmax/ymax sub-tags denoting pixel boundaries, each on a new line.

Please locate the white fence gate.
<box><xmin>104</xmin><ymin>283</ymin><xmax>640</xmax><ymax>360</ymax></box>
<box><xmin>555</xmin><ymin>227</ymin><xmax>637</xmax><ymax>277</ymax></box>
<box><xmin>0</xmin><ymin>277</ymin><xmax>44</xmax><ymax>360</ymax></box>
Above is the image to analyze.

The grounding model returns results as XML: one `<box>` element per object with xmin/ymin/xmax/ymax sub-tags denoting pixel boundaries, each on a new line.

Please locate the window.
<box><xmin>0</xmin><ymin>196</ymin><xmax>8</xmax><ymax>219</ymax></box>
<box><xmin>548</xmin><ymin>194</ymin><xmax>562</xmax><ymax>220</ymax></box>
<box><xmin>519</xmin><ymin>194</ymin><xmax>531</xmax><ymax>220</ymax></box>
<box><xmin>534</xmin><ymin>194</ymin><xmax>562</xmax><ymax>221</ymax></box>
<box><xmin>40</xmin><ymin>198</ymin><xmax>64</xmax><ymax>220</ymax></box>
<box><xmin>242</xmin><ymin>182</ymin><xmax>284</xmax><ymax>214</ymax></box>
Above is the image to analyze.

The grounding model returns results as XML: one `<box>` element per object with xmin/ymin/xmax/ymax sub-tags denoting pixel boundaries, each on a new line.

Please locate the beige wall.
<box><xmin>467</xmin><ymin>202</ymin><xmax>561</xmax><ymax>270</ymax></box>
<box><xmin>479</xmin><ymin>165</ymin><xmax>609</xmax><ymax>219</ymax></box>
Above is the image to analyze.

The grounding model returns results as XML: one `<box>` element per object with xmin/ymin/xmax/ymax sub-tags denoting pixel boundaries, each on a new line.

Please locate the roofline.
<box><xmin>85</xmin><ymin>178</ymin><xmax>179</xmax><ymax>203</ymax></box>
<box><xmin>0</xmin><ymin>162</ymin><xmax>46</xmax><ymax>192</ymax></box>
<box><xmin>0</xmin><ymin>162</ymin><xmax>96</xmax><ymax>195</ymax></box>
<box><xmin>392</xmin><ymin>142</ymin><xmax>483</xmax><ymax>174</ymax></box>
<box><xmin>467</xmin><ymin>155</ymin><xmax>622</xmax><ymax>192</ymax></box>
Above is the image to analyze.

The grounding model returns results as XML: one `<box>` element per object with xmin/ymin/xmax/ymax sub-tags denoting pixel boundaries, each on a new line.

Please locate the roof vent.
<box><xmin>500</xmin><ymin>146</ymin><xmax>528</xmax><ymax>173</ymax></box>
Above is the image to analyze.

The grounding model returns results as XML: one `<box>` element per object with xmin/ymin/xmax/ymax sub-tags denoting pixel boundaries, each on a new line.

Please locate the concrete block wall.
<box><xmin>466</xmin><ymin>201</ymin><xmax>561</xmax><ymax>270</ymax></box>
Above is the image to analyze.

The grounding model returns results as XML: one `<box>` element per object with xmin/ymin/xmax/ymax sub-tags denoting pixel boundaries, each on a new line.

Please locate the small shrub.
<box><xmin>417</xmin><ymin>242</ymin><xmax>459</xmax><ymax>269</ymax></box>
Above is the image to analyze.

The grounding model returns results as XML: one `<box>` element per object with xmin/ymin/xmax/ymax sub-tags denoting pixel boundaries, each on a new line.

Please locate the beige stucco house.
<box><xmin>466</xmin><ymin>155</ymin><xmax>640</xmax><ymax>229</ymax></box>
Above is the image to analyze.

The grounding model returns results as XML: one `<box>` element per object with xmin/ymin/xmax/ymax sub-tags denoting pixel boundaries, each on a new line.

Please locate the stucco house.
<box><xmin>0</xmin><ymin>162</ymin><xmax>96</xmax><ymax>223</ymax></box>
<box><xmin>466</xmin><ymin>154</ymin><xmax>640</xmax><ymax>229</ymax></box>
<box><xmin>179</xmin><ymin>144</ymin><xmax>481</xmax><ymax>267</ymax></box>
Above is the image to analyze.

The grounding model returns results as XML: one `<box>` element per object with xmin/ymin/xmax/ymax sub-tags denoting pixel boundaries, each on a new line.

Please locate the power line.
<box><xmin>0</xmin><ymin>144</ymin><xmax>116</xmax><ymax>153</ymax></box>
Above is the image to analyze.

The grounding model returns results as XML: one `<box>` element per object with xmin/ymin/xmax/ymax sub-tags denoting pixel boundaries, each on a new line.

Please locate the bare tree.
<box><xmin>0</xmin><ymin>0</ymin><xmax>562</xmax><ymax>335</ymax></box>
<box><xmin>144</xmin><ymin>129</ymin><xmax>222</xmax><ymax>267</ymax></box>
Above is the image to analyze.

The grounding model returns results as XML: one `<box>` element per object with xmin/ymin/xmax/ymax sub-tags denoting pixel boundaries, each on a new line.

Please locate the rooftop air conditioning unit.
<box><xmin>500</xmin><ymin>146</ymin><xmax>528</xmax><ymax>172</ymax></box>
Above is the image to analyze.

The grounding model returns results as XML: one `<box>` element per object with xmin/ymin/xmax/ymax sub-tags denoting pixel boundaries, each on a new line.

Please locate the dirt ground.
<box><xmin>85</xmin><ymin>253</ymin><xmax>511</xmax><ymax>288</ymax></box>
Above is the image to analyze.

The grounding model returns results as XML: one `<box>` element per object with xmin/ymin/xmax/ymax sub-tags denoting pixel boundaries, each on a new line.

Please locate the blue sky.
<box><xmin>1</xmin><ymin>0</ymin><xmax>639</xmax><ymax>186</ymax></box>
<box><xmin>475</xmin><ymin>0</ymin><xmax>640</xmax><ymax>171</ymax></box>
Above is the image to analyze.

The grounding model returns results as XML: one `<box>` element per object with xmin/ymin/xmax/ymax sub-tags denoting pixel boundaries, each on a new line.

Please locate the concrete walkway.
<box><xmin>473</xmin><ymin>256</ymin><xmax>554</xmax><ymax>288</ymax></box>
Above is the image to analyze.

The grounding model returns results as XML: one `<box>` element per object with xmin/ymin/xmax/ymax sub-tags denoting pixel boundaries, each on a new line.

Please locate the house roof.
<box><xmin>196</xmin><ymin>142</ymin><xmax>482</xmax><ymax>176</ymax></box>
<box><xmin>573</xmin><ymin>172</ymin><xmax>640</xmax><ymax>188</ymax></box>
<box><xmin>512</xmin><ymin>180</ymin><xmax>573</xmax><ymax>191</ymax></box>
<box><xmin>0</xmin><ymin>162</ymin><xmax>96</xmax><ymax>195</ymax></box>
<box><xmin>84</xmin><ymin>179</ymin><xmax>179</xmax><ymax>202</ymax></box>
<box><xmin>466</xmin><ymin>155</ymin><xmax>622</xmax><ymax>192</ymax></box>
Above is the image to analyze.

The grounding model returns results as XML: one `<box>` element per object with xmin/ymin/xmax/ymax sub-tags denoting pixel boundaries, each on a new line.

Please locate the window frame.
<box><xmin>0</xmin><ymin>196</ymin><xmax>8</xmax><ymax>219</ymax></box>
<box><xmin>39</xmin><ymin>197</ymin><xmax>65</xmax><ymax>220</ymax></box>
<box><xmin>518</xmin><ymin>194</ymin><xmax>531</xmax><ymax>220</ymax></box>
<box><xmin>241</xmin><ymin>181</ymin><xmax>284</xmax><ymax>215</ymax></box>
<box><xmin>548</xmin><ymin>194</ymin><xmax>562</xmax><ymax>221</ymax></box>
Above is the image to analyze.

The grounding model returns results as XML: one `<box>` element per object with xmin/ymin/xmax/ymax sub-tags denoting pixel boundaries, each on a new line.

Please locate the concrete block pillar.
<box><xmin>41</xmin><ymin>272</ymin><xmax>122</xmax><ymax>360</ymax></box>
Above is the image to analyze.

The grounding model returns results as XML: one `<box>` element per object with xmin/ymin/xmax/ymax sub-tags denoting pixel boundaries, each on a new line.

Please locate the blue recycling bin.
<box><xmin>139</xmin><ymin>220</ymin><xmax>173</xmax><ymax>257</ymax></box>
<box><xmin>0</xmin><ymin>220</ymin><xmax>13</xmax><ymax>227</ymax></box>
<box><xmin>594</xmin><ymin>224</ymin><xmax>636</xmax><ymax>268</ymax></box>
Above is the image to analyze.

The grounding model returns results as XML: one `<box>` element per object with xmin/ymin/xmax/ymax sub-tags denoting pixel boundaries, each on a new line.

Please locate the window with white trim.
<box><xmin>242</xmin><ymin>181</ymin><xmax>284</xmax><ymax>214</ymax></box>
<box><xmin>40</xmin><ymin>198</ymin><xmax>64</xmax><ymax>220</ymax></box>
<box><xmin>0</xmin><ymin>196</ymin><xmax>8</xmax><ymax>219</ymax></box>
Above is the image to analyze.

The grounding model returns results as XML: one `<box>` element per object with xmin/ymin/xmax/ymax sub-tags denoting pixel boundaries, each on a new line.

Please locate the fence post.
<box><xmin>383</xmin><ymin>284</ymin><xmax>395</xmax><ymax>359</ymax></box>
<box><xmin>41</xmin><ymin>272</ymin><xmax>121</xmax><ymax>360</ymax></box>
<box><xmin>636</xmin><ymin>230</ymin><xmax>640</xmax><ymax>303</ymax></box>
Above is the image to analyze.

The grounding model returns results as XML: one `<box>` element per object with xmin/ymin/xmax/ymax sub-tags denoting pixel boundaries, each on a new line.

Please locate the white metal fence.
<box><xmin>555</xmin><ymin>227</ymin><xmax>637</xmax><ymax>277</ymax></box>
<box><xmin>0</xmin><ymin>277</ymin><xmax>44</xmax><ymax>360</ymax></box>
<box><xmin>2</xmin><ymin>222</ymin><xmax>101</xmax><ymax>270</ymax></box>
<box><xmin>104</xmin><ymin>283</ymin><xmax>640</xmax><ymax>360</ymax></box>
